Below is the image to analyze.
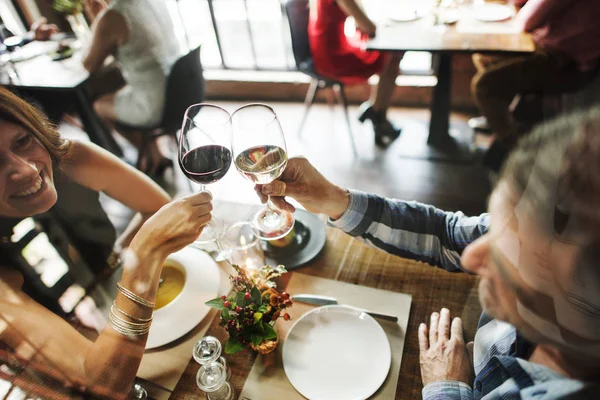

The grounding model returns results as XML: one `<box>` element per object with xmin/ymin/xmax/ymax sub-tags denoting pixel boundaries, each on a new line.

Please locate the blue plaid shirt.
<box><xmin>329</xmin><ymin>190</ymin><xmax>597</xmax><ymax>399</ymax></box>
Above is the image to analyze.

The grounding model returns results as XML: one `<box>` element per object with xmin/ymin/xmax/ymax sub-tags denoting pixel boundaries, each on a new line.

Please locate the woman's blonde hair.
<box><xmin>0</xmin><ymin>88</ymin><xmax>70</xmax><ymax>165</ymax></box>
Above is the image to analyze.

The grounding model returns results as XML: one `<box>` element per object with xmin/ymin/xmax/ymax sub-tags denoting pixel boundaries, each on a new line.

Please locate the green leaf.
<box><xmin>252</xmin><ymin>321</ymin><xmax>265</xmax><ymax>334</ymax></box>
<box><xmin>253</xmin><ymin>312</ymin><xmax>263</xmax><ymax>324</ymax></box>
<box><xmin>225</xmin><ymin>337</ymin><xmax>244</xmax><ymax>354</ymax></box>
<box><xmin>251</xmin><ymin>287</ymin><xmax>262</xmax><ymax>305</ymax></box>
<box><xmin>222</xmin><ymin>308</ymin><xmax>231</xmax><ymax>321</ymax></box>
<box><xmin>205</xmin><ymin>297</ymin><xmax>225</xmax><ymax>310</ymax></box>
<box><xmin>236</xmin><ymin>292</ymin><xmax>247</xmax><ymax>307</ymax></box>
<box><xmin>263</xmin><ymin>322</ymin><xmax>277</xmax><ymax>340</ymax></box>
<box><xmin>251</xmin><ymin>333</ymin><xmax>263</xmax><ymax>346</ymax></box>
<box><xmin>258</xmin><ymin>305</ymin><xmax>268</xmax><ymax>313</ymax></box>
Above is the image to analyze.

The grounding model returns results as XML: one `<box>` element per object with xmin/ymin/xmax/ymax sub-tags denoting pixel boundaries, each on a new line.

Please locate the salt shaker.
<box><xmin>196</xmin><ymin>361</ymin><xmax>235</xmax><ymax>400</ymax></box>
<box><xmin>193</xmin><ymin>336</ymin><xmax>231</xmax><ymax>380</ymax></box>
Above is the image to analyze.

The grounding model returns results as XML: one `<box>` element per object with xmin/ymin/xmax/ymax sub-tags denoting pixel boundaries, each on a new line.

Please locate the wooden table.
<box><xmin>169</xmin><ymin>223</ymin><xmax>482</xmax><ymax>399</ymax></box>
<box><xmin>0</xmin><ymin>41</ymin><xmax>122</xmax><ymax>156</ymax></box>
<box><xmin>365</xmin><ymin>1</ymin><xmax>534</xmax><ymax>162</ymax></box>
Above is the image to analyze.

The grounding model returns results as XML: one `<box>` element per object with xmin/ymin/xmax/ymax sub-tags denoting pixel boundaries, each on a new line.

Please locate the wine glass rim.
<box><xmin>182</xmin><ymin>103</ymin><xmax>232</xmax><ymax>127</ymax></box>
<box><xmin>231</xmin><ymin>103</ymin><xmax>277</xmax><ymax>116</ymax></box>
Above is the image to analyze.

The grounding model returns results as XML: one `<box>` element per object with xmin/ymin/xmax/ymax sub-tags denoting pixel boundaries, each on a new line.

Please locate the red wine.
<box><xmin>235</xmin><ymin>145</ymin><xmax>287</xmax><ymax>184</ymax></box>
<box><xmin>180</xmin><ymin>145</ymin><xmax>232</xmax><ymax>185</ymax></box>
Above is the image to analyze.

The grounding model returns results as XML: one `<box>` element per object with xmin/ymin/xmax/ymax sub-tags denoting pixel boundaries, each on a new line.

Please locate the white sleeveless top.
<box><xmin>110</xmin><ymin>0</ymin><xmax>181</xmax><ymax>127</ymax></box>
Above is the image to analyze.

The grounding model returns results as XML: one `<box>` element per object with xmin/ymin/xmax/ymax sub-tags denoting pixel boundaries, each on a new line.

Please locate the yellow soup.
<box><xmin>154</xmin><ymin>263</ymin><xmax>186</xmax><ymax>310</ymax></box>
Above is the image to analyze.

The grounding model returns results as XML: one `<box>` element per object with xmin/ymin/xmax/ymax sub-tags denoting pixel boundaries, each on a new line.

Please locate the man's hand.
<box><xmin>254</xmin><ymin>157</ymin><xmax>350</xmax><ymax>220</ymax></box>
<box><xmin>419</xmin><ymin>308</ymin><xmax>474</xmax><ymax>387</ymax></box>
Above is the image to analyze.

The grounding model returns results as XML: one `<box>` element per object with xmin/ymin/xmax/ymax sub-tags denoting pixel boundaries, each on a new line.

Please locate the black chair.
<box><xmin>116</xmin><ymin>46</ymin><xmax>205</xmax><ymax>172</ymax></box>
<box><xmin>284</xmin><ymin>0</ymin><xmax>357</xmax><ymax>156</ymax></box>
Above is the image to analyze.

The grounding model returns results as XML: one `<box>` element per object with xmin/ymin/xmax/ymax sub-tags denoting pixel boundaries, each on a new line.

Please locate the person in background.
<box><xmin>308</xmin><ymin>0</ymin><xmax>404</xmax><ymax>148</ymax></box>
<box><xmin>0</xmin><ymin>87</ymin><xmax>212</xmax><ymax>398</ymax></box>
<box><xmin>82</xmin><ymin>0</ymin><xmax>181</xmax><ymax>175</ymax></box>
<box><xmin>255</xmin><ymin>107</ymin><xmax>600</xmax><ymax>398</ymax></box>
<box><xmin>471</xmin><ymin>0</ymin><xmax>600</xmax><ymax>171</ymax></box>
<box><xmin>0</xmin><ymin>16</ymin><xmax>58</xmax><ymax>47</ymax></box>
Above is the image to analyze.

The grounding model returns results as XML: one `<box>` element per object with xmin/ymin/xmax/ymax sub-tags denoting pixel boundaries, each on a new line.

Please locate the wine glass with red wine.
<box><xmin>179</xmin><ymin>104</ymin><xmax>232</xmax><ymax>243</ymax></box>
<box><xmin>230</xmin><ymin>104</ymin><xmax>294</xmax><ymax>240</ymax></box>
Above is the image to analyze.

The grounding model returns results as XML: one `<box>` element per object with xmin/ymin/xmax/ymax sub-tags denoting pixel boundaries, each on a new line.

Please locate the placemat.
<box><xmin>136</xmin><ymin>261</ymin><xmax>234</xmax><ymax>399</ymax></box>
<box><xmin>239</xmin><ymin>273</ymin><xmax>412</xmax><ymax>399</ymax></box>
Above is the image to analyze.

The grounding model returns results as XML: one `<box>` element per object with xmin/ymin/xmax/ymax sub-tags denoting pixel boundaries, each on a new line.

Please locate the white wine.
<box><xmin>235</xmin><ymin>145</ymin><xmax>288</xmax><ymax>184</ymax></box>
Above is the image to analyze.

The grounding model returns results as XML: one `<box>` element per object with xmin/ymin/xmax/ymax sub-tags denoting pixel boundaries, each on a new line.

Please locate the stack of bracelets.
<box><xmin>108</xmin><ymin>282</ymin><xmax>155</xmax><ymax>336</ymax></box>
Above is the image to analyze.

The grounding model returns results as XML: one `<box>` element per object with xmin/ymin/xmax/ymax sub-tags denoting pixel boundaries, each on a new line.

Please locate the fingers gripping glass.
<box><xmin>179</xmin><ymin>104</ymin><xmax>232</xmax><ymax>243</ymax></box>
<box><xmin>230</xmin><ymin>104</ymin><xmax>295</xmax><ymax>240</ymax></box>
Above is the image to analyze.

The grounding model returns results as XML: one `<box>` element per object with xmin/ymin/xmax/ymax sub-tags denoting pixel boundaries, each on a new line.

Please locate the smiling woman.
<box><xmin>0</xmin><ymin>88</ymin><xmax>214</xmax><ymax>398</ymax></box>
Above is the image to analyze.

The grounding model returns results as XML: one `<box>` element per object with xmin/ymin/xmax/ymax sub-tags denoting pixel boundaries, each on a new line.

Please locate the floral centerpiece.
<box><xmin>53</xmin><ymin>0</ymin><xmax>90</xmax><ymax>43</ymax></box>
<box><xmin>53</xmin><ymin>0</ymin><xmax>83</xmax><ymax>15</ymax></box>
<box><xmin>206</xmin><ymin>264</ymin><xmax>292</xmax><ymax>354</ymax></box>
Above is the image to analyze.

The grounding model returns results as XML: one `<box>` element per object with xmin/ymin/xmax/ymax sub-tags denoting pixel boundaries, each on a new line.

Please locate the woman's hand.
<box><xmin>31</xmin><ymin>18</ymin><xmax>59</xmax><ymax>41</ymax></box>
<box><xmin>129</xmin><ymin>192</ymin><xmax>212</xmax><ymax>260</ymax></box>
<box><xmin>254</xmin><ymin>157</ymin><xmax>350</xmax><ymax>220</ymax></box>
<box><xmin>355</xmin><ymin>18</ymin><xmax>377</xmax><ymax>39</ymax></box>
<box><xmin>419</xmin><ymin>308</ymin><xmax>474</xmax><ymax>387</ymax></box>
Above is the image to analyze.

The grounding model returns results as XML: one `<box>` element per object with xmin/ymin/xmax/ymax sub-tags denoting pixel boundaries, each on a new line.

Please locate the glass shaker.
<box><xmin>193</xmin><ymin>336</ymin><xmax>231</xmax><ymax>380</ymax></box>
<box><xmin>196</xmin><ymin>361</ymin><xmax>235</xmax><ymax>400</ymax></box>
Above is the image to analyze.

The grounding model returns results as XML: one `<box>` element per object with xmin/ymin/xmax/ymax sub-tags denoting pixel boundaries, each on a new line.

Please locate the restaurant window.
<box><xmin>175</xmin><ymin>0</ymin><xmax>433</xmax><ymax>74</ymax></box>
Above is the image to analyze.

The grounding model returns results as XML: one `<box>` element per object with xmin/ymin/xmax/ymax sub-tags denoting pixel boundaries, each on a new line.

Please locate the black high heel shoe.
<box><xmin>358</xmin><ymin>103</ymin><xmax>401</xmax><ymax>148</ymax></box>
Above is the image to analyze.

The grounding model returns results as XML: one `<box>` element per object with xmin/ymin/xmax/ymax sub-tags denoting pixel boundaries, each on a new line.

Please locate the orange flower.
<box><xmin>261</xmin><ymin>288</ymin><xmax>280</xmax><ymax>307</ymax></box>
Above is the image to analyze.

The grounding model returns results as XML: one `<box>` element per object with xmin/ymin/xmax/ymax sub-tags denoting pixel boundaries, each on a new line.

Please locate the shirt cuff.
<box><xmin>327</xmin><ymin>189</ymin><xmax>369</xmax><ymax>234</ymax></box>
<box><xmin>422</xmin><ymin>381</ymin><xmax>473</xmax><ymax>400</ymax></box>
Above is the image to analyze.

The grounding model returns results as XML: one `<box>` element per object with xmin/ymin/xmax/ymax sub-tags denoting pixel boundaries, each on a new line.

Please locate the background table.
<box><xmin>0</xmin><ymin>41</ymin><xmax>122</xmax><ymax>156</ymax></box>
<box><xmin>365</xmin><ymin>1</ymin><xmax>534</xmax><ymax>161</ymax></box>
<box><xmin>169</xmin><ymin>219</ymin><xmax>482</xmax><ymax>399</ymax></box>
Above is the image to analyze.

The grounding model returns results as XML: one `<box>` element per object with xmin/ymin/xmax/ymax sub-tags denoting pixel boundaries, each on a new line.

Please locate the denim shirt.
<box><xmin>329</xmin><ymin>190</ymin><xmax>598</xmax><ymax>399</ymax></box>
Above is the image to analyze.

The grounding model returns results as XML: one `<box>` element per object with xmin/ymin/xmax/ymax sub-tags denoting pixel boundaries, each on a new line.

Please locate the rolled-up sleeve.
<box><xmin>422</xmin><ymin>381</ymin><xmax>473</xmax><ymax>400</ymax></box>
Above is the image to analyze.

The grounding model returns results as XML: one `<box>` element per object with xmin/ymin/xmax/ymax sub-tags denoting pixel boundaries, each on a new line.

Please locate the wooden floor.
<box><xmin>61</xmin><ymin>101</ymin><xmax>492</xmax><ymax>234</ymax></box>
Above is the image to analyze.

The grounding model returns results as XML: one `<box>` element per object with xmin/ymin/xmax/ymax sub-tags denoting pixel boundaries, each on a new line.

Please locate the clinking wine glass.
<box><xmin>230</xmin><ymin>104</ymin><xmax>295</xmax><ymax>240</ymax></box>
<box><xmin>179</xmin><ymin>104</ymin><xmax>232</xmax><ymax>243</ymax></box>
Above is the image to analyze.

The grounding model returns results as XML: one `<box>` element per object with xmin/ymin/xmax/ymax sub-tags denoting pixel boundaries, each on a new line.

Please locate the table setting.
<box><xmin>379</xmin><ymin>0</ymin><xmax>517</xmax><ymax>28</ymax></box>
<box><xmin>125</xmin><ymin>101</ymin><xmax>418</xmax><ymax>400</ymax></box>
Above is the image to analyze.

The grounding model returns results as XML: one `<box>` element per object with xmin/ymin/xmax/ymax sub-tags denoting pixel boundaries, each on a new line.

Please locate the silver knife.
<box><xmin>292</xmin><ymin>294</ymin><xmax>398</xmax><ymax>322</ymax></box>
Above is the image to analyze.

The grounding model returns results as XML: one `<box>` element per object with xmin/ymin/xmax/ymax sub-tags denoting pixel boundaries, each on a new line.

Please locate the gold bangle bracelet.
<box><xmin>108</xmin><ymin>312</ymin><xmax>149</xmax><ymax>332</ymax></box>
<box><xmin>117</xmin><ymin>282</ymin><xmax>155</xmax><ymax>309</ymax></box>
<box><xmin>108</xmin><ymin>309</ymin><xmax>150</xmax><ymax>336</ymax></box>
<box><xmin>111</xmin><ymin>303</ymin><xmax>153</xmax><ymax>324</ymax></box>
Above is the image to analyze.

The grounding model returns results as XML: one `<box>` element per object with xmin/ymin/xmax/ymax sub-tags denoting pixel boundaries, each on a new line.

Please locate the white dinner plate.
<box><xmin>473</xmin><ymin>3</ymin><xmax>513</xmax><ymax>22</ymax></box>
<box><xmin>282</xmin><ymin>305</ymin><xmax>391</xmax><ymax>400</ymax></box>
<box><xmin>145</xmin><ymin>247</ymin><xmax>220</xmax><ymax>349</ymax></box>
<box><xmin>390</xmin><ymin>7</ymin><xmax>427</xmax><ymax>22</ymax></box>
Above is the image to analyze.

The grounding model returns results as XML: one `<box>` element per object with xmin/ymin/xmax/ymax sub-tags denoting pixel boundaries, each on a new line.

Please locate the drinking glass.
<box><xmin>179</xmin><ymin>104</ymin><xmax>232</xmax><ymax>243</ymax></box>
<box><xmin>230</xmin><ymin>104</ymin><xmax>295</xmax><ymax>240</ymax></box>
<box><xmin>221</xmin><ymin>222</ymin><xmax>265</xmax><ymax>273</ymax></box>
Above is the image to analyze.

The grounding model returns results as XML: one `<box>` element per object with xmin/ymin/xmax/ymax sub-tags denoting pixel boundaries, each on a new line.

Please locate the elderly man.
<box><xmin>254</xmin><ymin>108</ymin><xmax>600</xmax><ymax>398</ymax></box>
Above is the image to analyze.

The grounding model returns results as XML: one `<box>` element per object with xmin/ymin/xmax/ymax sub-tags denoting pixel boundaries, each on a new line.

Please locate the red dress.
<box><xmin>308</xmin><ymin>0</ymin><xmax>386</xmax><ymax>84</ymax></box>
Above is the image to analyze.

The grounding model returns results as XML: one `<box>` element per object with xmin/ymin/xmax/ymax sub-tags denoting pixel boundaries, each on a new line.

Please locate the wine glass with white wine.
<box><xmin>230</xmin><ymin>104</ymin><xmax>294</xmax><ymax>240</ymax></box>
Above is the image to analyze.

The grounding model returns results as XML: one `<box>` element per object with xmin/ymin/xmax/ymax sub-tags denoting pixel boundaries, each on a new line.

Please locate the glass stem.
<box><xmin>199</xmin><ymin>184</ymin><xmax>206</xmax><ymax>193</ymax></box>
<box><xmin>264</xmin><ymin>196</ymin><xmax>279</xmax><ymax>225</ymax></box>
